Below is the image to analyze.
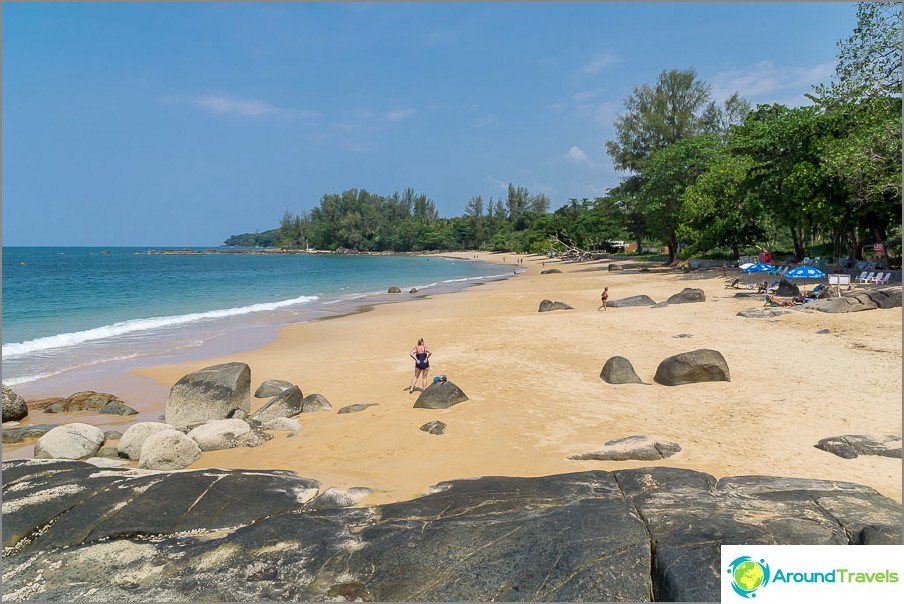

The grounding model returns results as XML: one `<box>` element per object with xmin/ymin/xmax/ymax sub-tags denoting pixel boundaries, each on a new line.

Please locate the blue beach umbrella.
<box><xmin>743</xmin><ymin>263</ymin><xmax>775</xmax><ymax>273</ymax></box>
<box><xmin>784</xmin><ymin>266</ymin><xmax>827</xmax><ymax>280</ymax></box>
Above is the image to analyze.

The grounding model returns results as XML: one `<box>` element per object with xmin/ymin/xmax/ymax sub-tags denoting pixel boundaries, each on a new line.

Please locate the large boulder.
<box><xmin>254</xmin><ymin>379</ymin><xmax>294</xmax><ymax>398</ymax></box>
<box><xmin>249</xmin><ymin>386</ymin><xmax>304</xmax><ymax>422</ymax></box>
<box><xmin>301</xmin><ymin>393</ymin><xmax>333</xmax><ymax>413</ymax></box>
<box><xmin>600</xmin><ymin>356</ymin><xmax>644</xmax><ymax>385</ymax></box>
<box><xmin>165</xmin><ymin>363</ymin><xmax>251</xmax><ymax>429</ymax></box>
<box><xmin>654</xmin><ymin>349</ymin><xmax>730</xmax><ymax>386</ymax></box>
<box><xmin>187</xmin><ymin>419</ymin><xmax>253</xmax><ymax>452</ymax></box>
<box><xmin>814</xmin><ymin>434</ymin><xmax>902</xmax><ymax>459</ymax></box>
<box><xmin>2</xmin><ymin>384</ymin><xmax>28</xmax><ymax>422</ymax></box>
<box><xmin>2</xmin><ymin>424</ymin><xmax>59</xmax><ymax>444</ymax></box>
<box><xmin>775</xmin><ymin>278</ymin><xmax>801</xmax><ymax>297</ymax></box>
<box><xmin>388</xmin><ymin>286</ymin><xmax>402</xmax><ymax>293</ymax></box>
<box><xmin>538</xmin><ymin>299</ymin><xmax>574</xmax><ymax>312</ymax></box>
<box><xmin>118</xmin><ymin>422</ymin><xmax>174</xmax><ymax>460</ymax></box>
<box><xmin>665</xmin><ymin>288</ymin><xmax>705</xmax><ymax>304</ymax></box>
<box><xmin>569</xmin><ymin>435</ymin><xmax>681</xmax><ymax>461</ymax></box>
<box><xmin>608</xmin><ymin>295</ymin><xmax>656</xmax><ymax>308</ymax></box>
<box><xmin>33</xmin><ymin>423</ymin><xmax>105</xmax><ymax>460</ymax></box>
<box><xmin>414</xmin><ymin>381</ymin><xmax>469</xmax><ymax>410</ymax></box>
<box><xmin>99</xmin><ymin>401</ymin><xmax>138</xmax><ymax>416</ymax></box>
<box><xmin>138</xmin><ymin>429</ymin><xmax>202</xmax><ymax>470</ymax></box>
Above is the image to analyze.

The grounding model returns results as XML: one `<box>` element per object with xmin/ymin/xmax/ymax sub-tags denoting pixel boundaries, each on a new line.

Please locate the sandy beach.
<box><xmin>122</xmin><ymin>253</ymin><xmax>902</xmax><ymax>506</ymax></box>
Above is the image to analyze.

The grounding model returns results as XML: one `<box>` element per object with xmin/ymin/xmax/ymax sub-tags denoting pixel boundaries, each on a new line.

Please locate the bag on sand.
<box><xmin>433</xmin><ymin>374</ymin><xmax>447</xmax><ymax>383</ymax></box>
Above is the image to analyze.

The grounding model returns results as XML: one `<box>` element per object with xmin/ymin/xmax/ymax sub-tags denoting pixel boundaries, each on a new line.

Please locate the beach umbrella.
<box><xmin>742</xmin><ymin>263</ymin><xmax>775</xmax><ymax>273</ymax></box>
<box><xmin>738</xmin><ymin>262</ymin><xmax>755</xmax><ymax>270</ymax></box>
<box><xmin>784</xmin><ymin>266</ymin><xmax>826</xmax><ymax>280</ymax></box>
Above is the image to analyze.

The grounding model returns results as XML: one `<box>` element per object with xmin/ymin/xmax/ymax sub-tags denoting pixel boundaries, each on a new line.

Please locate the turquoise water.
<box><xmin>2</xmin><ymin>247</ymin><xmax>507</xmax><ymax>387</ymax></box>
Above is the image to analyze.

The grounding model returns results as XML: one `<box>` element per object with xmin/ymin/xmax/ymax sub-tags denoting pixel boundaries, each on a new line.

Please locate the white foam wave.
<box><xmin>2</xmin><ymin>352</ymin><xmax>142</xmax><ymax>386</ymax></box>
<box><xmin>2</xmin><ymin>295</ymin><xmax>319</xmax><ymax>358</ymax></box>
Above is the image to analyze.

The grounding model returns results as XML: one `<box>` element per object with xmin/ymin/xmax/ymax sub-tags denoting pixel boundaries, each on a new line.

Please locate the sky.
<box><xmin>2</xmin><ymin>2</ymin><xmax>860</xmax><ymax>247</ymax></box>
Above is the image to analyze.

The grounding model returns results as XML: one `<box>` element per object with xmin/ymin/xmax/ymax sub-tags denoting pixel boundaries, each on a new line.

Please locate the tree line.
<box><xmin>226</xmin><ymin>3</ymin><xmax>900</xmax><ymax>263</ymax></box>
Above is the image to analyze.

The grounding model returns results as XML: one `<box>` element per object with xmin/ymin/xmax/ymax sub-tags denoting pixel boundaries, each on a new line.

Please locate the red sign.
<box><xmin>873</xmin><ymin>243</ymin><xmax>885</xmax><ymax>255</ymax></box>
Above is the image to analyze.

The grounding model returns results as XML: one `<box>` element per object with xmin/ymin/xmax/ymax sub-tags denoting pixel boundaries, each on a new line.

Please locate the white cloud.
<box><xmin>186</xmin><ymin>94</ymin><xmax>319</xmax><ymax>120</ymax></box>
<box><xmin>565</xmin><ymin>146</ymin><xmax>592</xmax><ymax>166</ymax></box>
<box><xmin>572</xmin><ymin>88</ymin><xmax>606</xmax><ymax>102</ymax></box>
<box><xmin>579</xmin><ymin>53</ymin><xmax>618</xmax><ymax>74</ymax></box>
<box><xmin>385</xmin><ymin>108</ymin><xmax>416</xmax><ymax>122</ymax></box>
<box><xmin>576</xmin><ymin>100</ymin><xmax>621</xmax><ymax>128</ymax></box>
<box><xmin>709</xmin><ymin>61</ymin><xmax>835</xmax><ymax>105</ymax></box>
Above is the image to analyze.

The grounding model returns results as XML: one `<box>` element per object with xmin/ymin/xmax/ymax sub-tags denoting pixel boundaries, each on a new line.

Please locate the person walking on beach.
<box><xmin>598</xmin><ymin>287</ymin><xmax>609</xmax><ymax>311</ymax></box>
<box><xmin>408</xmin><ymin>338</ymin><xmax>432</xmax><ymax>393</ymax></box>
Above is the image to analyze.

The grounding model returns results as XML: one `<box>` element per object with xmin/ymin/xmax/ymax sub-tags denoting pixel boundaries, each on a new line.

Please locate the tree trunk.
<box><xmin>667</xmin><ymin>234</ymin><xmax>678</xmax><ymax>265</ymax></box>
<box><xmin>790</xmin><ymin>226</ymin><xmax>805</xmax><ymax>261</ymax></box>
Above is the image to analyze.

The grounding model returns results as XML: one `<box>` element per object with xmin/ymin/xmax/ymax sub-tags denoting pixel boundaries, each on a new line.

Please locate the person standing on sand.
<box><xmin>598</xmin><ymin>287</ymin><xmax>609</xmax><ymax>311</ymax></box>
<box><xmin>408</xmin><ymin>338</ymin><xmax>432</xmax><ymax>393</ymax></box>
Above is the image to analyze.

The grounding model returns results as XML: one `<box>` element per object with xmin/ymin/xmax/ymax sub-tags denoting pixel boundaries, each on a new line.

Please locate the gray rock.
<box><xmin>600</xmin><ymin>356</ymin><xmax>644</xmax><ymax>384</ymax></box>
<box><xmin>2</xmin><ymin>423</ymin><xmax>59</xmax><ymax>444</ymax></box>
<box><xmin>538</xmin><ymin>299</ymin><xmax>574</xmax><ymax>312</ymax></box>
<box><xmin>231</xmin><ymin>428</ymin><xmax>274</xmax><ymax>448</ymax></box>
<box><xmin>569</xmin><ymin>435</ymin><xmax>681</xmax><ymax>461</ymax></box>
<box><xmin>816</xmin><ymin>329</ymin><xmax>831</xmax><ymax>334</ymax></box>
<box><xmin>301</xmin><ymin>393</ymin><xmax>333</xmax><ymax>413</ymax></box>
<box><xmin>138</xmin><ymin>429</ymin><xmax>202</xmax><ymax>470</ymax></box>
<box><xmin>808</xmin><ymin>297</ymin><xmax>874</xmax><ymax>313</ymax></box>
<box><xmin>187</xmin><ymin>419</ymin><xmax>252</xmax><ymax>452</ymax></box>
<box><xmin>420</xmin><ymin>420</ymin><xmax>446</xmax><ymax>435</ymax></box>
<box><xmin>775</xmin><ymin>278</ymin><xmax>801</xmax><ymax>297</ymax></box>
<box><xmin>99</xmin><ymin>401</ymin><xmax>138</xmax><ymax>416</ymax></box>
<box><xmin>409</xmin><ymin>288</ymin><xmax>418</xmax><ymax>294</ymax></box>
<box><xmin>2</xmin><ymin>384</ymin><xmax>28</xmax><ymax>422</ymax></box>
<box><xmin>737</xmin><ymin>307</ymin><xmax>797</xmax><ymax>318</ymax></box>
<box><xmin>165</xmin><ymin>362</ymin><xmax>251</xmax><ymax>429</ymax></box>
<box><xmin>249</xmin><ymin>386</ymin><xmax>304</xmax><ymax>422</ymax></box>
<box><xmin>413</xmin><ymin>381</ymin><xmax>469</xmax><ymax>410</ymax></box>
<box><xmin>608</xmin><ymin>295</ymin><xmax>656</xmax><ymax>308</ymax></box>
<box><xmin>2</xmin><ymin>463</ymin><xmax>900</xmax><ymax>603</ymax></box>
<box><xmin>814</xmin><ymin>434</ymin><xmax>902</xmax><ymax>459</ymax></box>
<box><xmin>540</xmin><ymin>268</ymin><xmax>562</xmax><ymax>274</ymax></box>
<box><xmin>33</xmin><ymin>423</ymin><xmax>105</xmax><ymax>460</ymax></box>
<box><xmin>97</xmin><ymin>446</ymin><xmax>121</xmax><ymax>459</ymax></box>
<box><xmin>388</xmin><ymin>286</ymin><xmax>402</xmax><ymax>293</ymax></box>
<box><xmin>337</xmin><ymin>403</ymin><xmax>379</xmax><ymax>414</ymax></box>
<box><xmin>254</xmin><ymin>379</ymin><xmax>294</xmax><ymax>398</ymax></box>
<box><xmin>654</xmin><ymin>349</ymin><xmax>730</xmax><ymax>386</ymax></box>
<box><xmin>263</xmin><ymin>417</ymin><xmax>301</xmax><ymax>431</ymax></box>
<box><xmin>103</xmin><ymin>430</ymin><xmax>123</xmax><ymax>441</ymax></box>
<box><xmin>118</xmin><ymin>422</ymin><xmax>174</xmax><ymax>460</ymax></box>
<box><xmin>608</xmin><ymin>263</ymin><xmax>622</xmax><ymax>271</ymax></box>
<box><xmin>665</xmin><ymin>288</ymin><xmax>705</xmax><ymax>304</ymax></box>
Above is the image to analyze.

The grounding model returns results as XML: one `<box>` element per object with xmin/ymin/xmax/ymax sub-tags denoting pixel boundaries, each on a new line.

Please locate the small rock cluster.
<box><xmin>600</xmin><ymin>349</ymin><xmax>730</xmax><ymax>386</ymax></box>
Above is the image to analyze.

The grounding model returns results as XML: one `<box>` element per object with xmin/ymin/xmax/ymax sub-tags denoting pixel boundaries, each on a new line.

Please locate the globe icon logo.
<box><xmin>727</xmin><ymin>556</ymin><xmax>770</xmax><ymax>598</ymax></box>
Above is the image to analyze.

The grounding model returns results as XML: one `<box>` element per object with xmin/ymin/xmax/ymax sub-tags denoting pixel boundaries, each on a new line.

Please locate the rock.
<box><xmin>868</xmin><ymin>286</ymin><xmax>902</xmax><ymax>309</ymax></box>
<box><xmin>138</xmin><ymin>429</ymin><xmax>202</xmax><ymax>470</ymax></box>
<box><xmin>165</xmin><ymin>362</ymin><xmax>251</xmax><ymax>429</ymax></box>
<box><xmin>337</xmin><ymin>403</ymin><xmax>379</xmax><ymax>414</ymax></box>
<box><xmin>1</xmin><ymin>463</ymin><xmax>900</xmax><ymax>602</ymax></box>
<box><xmin>814</xmin><ymin>435</ymin><xmax>902</xmax><ymax>459</ymax></box>
<box><xmin>420</xmin><ymin>420</ymin><xmax>446</xmax><ymax>435</ymax></box>
<box><xmin>569</xmin><ymin>435</ymin><xmax>681</xmax><ymax>461</ymax></box>
<box><xmin>301</xmin><ymin>393</ymin><xmax>333</xmax><ymax>413</ymax></box>
<box><xmin>409</xmin><ymin>288</ymin><xmax>418</xmax><ymax>294</ymax></box>
<box><xmin>67</xmin><ymin>391</ymin><xmax>118</xmax><ymax>410</ymax></box>
<box><xmin>97</xmin><ymin>446</ymin><xmax>120</xmax><ymax>459</ymax></box>
<box><xmin>600</xmin><ymin>356</ymin><xmax>644</xmax><ymax>385</ymax></box>
<box><xmin>414</xmin><ymin>381</ymin><xmax>469</xmax><ymax>409</ymax></box>
<box><xmin>187</xmin><ymin>419</ymin><xmax>252</xmax><ymax>452</ymax></box>
<box><xmin>654</xmin><ymin>349</ymin><xmax>730</xmax><ymax>386</ymax></box>
<box><xmin>608</xmin><ymin>295</ymin><xmax>656</xmax><ymax>308</ymax></box>
<box><xmin>249</xmin><ymin>386</ymin><xmax>304</xmax><ymax>422</ymax></box>
<box><xmin>2</xmin><ymin>384</ymin><xmax>29</xmax><ymax>422</ymax></box>
<box><xmin>737</xmin><ymin>307</ymin><xmax>797</xmax><ymax>318</ymax></box>
<box><xmin>118</xmin><ymin>422</ymin><xmax>174</xmax><ymax>461</ymax></box>
<box><xmin>388</xmin><ymin>286</ymin><xmax>402</xmax><ymax>293</ymax></box>
<box><xmin>816</xmin><ymin>329</ymin><xmax>831</xmax><ymax>334</ymax></box>
<box><xmin>230</xmin><ymin>428</ymin><xmax>273</xmax><ymax>448</ymax></box>
<box><xmin>665</xmin><ymin>288</ymin><xmax>705</xmax><ymax>304</ymax></box>
<box><xmin>808</xmin><ymin>297</ymin><xmax>873</xmax><ymax>313</ymax></box>
<box><xmin>775</xmin><ymin>278</ymin><xmax>801</xmax><ymax>297</ymax></box>
<box><xmin>84</xmin><ymin>457</ymin><xmax>130</xmax><ymax>468</ymax></box>
<box><xmin>540</xmin><ymin>268</ymin><xmax>562</xmax><ymax>274</ymax></box>
<box><xmin>33</xmin><ymin>423</ymin><xmax>105</xmax><ymax>460</ymax></box>
<box><xmin>254</xmin><ymin>379</ymin><xmax>294</xmax><ymax>398</ymax></box>
<box><xmin>2</xmin><ymin>423</ymin><xmax>59</xmax><ymax>444</ymax></box>
<box><xmin>674</xmin><ymin>333</ymin><xmax>693</xmax><ymax>338</ymax></box>
<box><xmin>26</xmin><ymin>397</ymin><xmax>66</xmax><ymax>411</ymax></box>
<box><xmin>229</xmin><ymin>408</ymin><xmax>248</xmax><ymax>420</ymax></box>
<box><xmin>262</xmin><ymin>417</ymin><xmax>301</xmax><ymax>431</ymax></box>
<box><xmin>103</xmin><ymin>430</ymin><xmax>123</xmax><ymax>441</ymax></box>
<box><xmin>608</xmin><ymin>263</ymin><xmax>622</xmax><ymax>271</ymax></box>
<box><xmin>99</xmin><ymin>401</ymin><xmax>138</xmax><ymax>416</ymax></box>
<box><xmin>538</xmin><ymin>299</ymin><xmax>574</xmax><ymax>312</ymax></box>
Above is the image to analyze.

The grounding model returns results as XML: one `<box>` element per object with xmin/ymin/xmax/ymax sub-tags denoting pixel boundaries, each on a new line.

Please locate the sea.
<box><xmin>1</xmin><ymin>247</ymin><xmax>509</xmax><ymax>397</ymax></box>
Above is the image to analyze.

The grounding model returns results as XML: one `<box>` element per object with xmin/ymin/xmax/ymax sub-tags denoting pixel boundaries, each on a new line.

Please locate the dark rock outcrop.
<box><xmin>599</xmin><ymin>356</ymin><xmax>644</xmax><ymax>384</ymax></box>
<box><xmin>337</xmin><ymin>403</ymin><xmax>379</xmax><ymax>414</ymax></box>
<box><xmin>665</xmin><ymin>288</ymin><xmax>705</xmax><ymax>304</ymax></box>
<box><xmin>538</xmin><ymin>299</ymin><xmax>574</xmax><ymax>312</ymax></box>
<box><xmin>1</xmin><ymin>462</ymin><xmax>899</xmax><ymax>602</ymax></box>
<box><xmin>808</xmin><ymin>286</ymin><xmax>902</xmax><ymax>314</ymax></box>
<box><xmin>99</xmin><ymin>401</ymin><xmax>138</xmax><ymax>416</ymax></box>
<box><xmin>413</xmin><ymin>381</ymin><xmax>469</xmax><ymax>409</ymax></box>
<box><xmin>420</xmin><ymin>420</ymin><xmax>446</xmax><ymax>435</ymax></box>
<box><xmin>737</xmin><ymin>307</ymin><xmax>797</xmax><ymax>318</ymax></box>
<box><xmin>608</xmin><ymin>263</ymin><xmax>622</xmax><ymax>271</ymax></box>
<box><xmin>569</xmin><ymin>435</ymin><xmax>681</xmax><ymax>461</ymax></box>
<box><xmin>249</xmin><ymin>385</ymin><xmax>304</xmax><ymax>422</ymax></box>
<box><xmin>654</xmin><ymin>349</ymin><xmax>730</xmax><ymax>386</ymax></box>
<box><xmin>165</xmin><ymin>362</ymin><xmax>251</xmax><ymax>429</ymax></box>
<box><xmin>775</xmin><ymin>278</ymin><xmax>801</xmax><ymax>297</ymax></box>
<box><xmin>41</xmin><ymin>391</ymin><xmax>134</xmax><ymax>415</ymax></box>
<box><xmin>388</xmin><ymin>286</ymin><xmax>402</xmax><ymax>293</ymax></box>
<box><xmin>409</xmin><ymin>288</ymin><xmax>418</xmax><ymax>294</ymax></box>
<box><xmin>540</xmin><ymin>268</ymin><xmax>562</xmax><ymax>274</ymax></box>
<box><xmin>301</xmin><ymin>393</ymin><xmax>333</xmax><ymax>413</ymax></box>
<box><xmin>2</xmin><ymin>384</ymin><xmax>28</xmax><ymax>422</ymax></box>
<box><xmin>814</xmin><ymin>434</ymin><xmax>902</xmax><ymax>459</ymax></box>
<box><xmin>2</xmin><ymin>423</ymin><xmax>60</xmax><ymax>444</ymax></box>
<box><xmin>254</xmin><ymin>379</ymin><xmax>294</xmax><ymax>398</ymax></box>
<box><xmin>608</xmin><ymin>295</ymin><xmax>656</xmax><ymax>308</ymax></box>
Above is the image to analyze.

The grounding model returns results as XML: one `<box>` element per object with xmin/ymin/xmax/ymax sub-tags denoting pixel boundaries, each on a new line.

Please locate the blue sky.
<box><xmin>2</xmin><ymin>2</ymin><xmax>858</xmax><ymax>246</ymax></box>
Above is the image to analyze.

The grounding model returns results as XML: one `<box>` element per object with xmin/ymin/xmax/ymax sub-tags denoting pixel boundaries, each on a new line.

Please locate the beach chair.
<box><xmin>873</xmin><ymin>272</ymin><xmax>890</xmax><ymax>285</ymax></box>
<box><xmin>806</xmin><ymin>284</ymin><xmax>827</xmax><ymax>299</ymax></box>
<box><xmin>856</xmin><ymin>272</ymin><xmax>875</xmax><ymax>284</ymax></box>
<box><xmin>779</xmin><ymin>266</ymin><xmax>790</xmax><ymax>276</ymax></box>
<box><xmin>854</xmin><ymin>271</ymin><xmax>868</xmax><ymax>282</ymax></box>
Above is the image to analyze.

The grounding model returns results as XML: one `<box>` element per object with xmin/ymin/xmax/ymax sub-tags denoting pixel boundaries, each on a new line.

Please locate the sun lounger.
<box><xmin>873</xmin><ymin>272</ymin><xmax>891</xmax><ymax>285</ymax></box>
<box><xmin>854</xmin><ymin>271</ymin><xmax>868</xmax><ymax>282</ymax></box>
<box><xmin>856</xmin><ymin>272</ymin><xmax>875</xmax><ymax>284</ymax></box>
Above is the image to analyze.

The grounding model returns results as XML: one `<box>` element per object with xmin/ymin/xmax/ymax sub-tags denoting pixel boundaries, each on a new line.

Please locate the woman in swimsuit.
<box><xmin>408</xmin><ymin>338</ymin><xmax>432</xmax><ymax>393</ymax></box>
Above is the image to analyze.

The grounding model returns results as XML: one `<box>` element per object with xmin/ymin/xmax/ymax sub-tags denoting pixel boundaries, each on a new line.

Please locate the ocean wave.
<box><xmin>2</xmin><ymin>295</ymin><xmax>319</xmax><ymax>358</ymax></box>
<box><xmin>2</xmin><ymin>352</ymin><xmax>142</xmax><ymax>387</ymax></box>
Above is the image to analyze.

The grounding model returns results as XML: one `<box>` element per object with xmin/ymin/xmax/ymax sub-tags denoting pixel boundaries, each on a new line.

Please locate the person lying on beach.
<box><xmin>408</xmin><ymin>338</ymin><xmax>432</xmax><ymax>393</ymax></box>
<box><xmin>764</xmin><ymin>294</ymin><xmax>798</xmax><ymax>307</ymax></box>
